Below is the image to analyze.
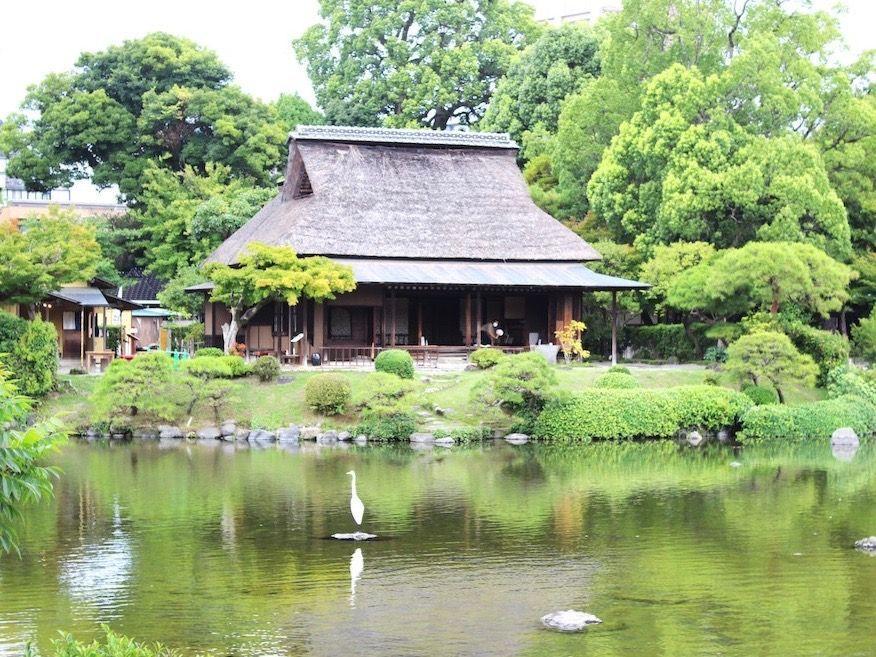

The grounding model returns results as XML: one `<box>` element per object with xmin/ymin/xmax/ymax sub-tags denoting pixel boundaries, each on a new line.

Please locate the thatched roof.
<box><xmin>207</xmin><ymin>126</ymin><xmax>601</xmax><ymax>265</ymax></box>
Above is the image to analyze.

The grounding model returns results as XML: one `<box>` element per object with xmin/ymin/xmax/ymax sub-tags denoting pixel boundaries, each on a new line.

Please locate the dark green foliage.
<box><xmin>782</xmin><ymin>322</ymin><xmax>849</xmax><ymax>386</ymax></box>
<box><xmin>374</xmin><ymin>349</ymin><xmax>415</xmax><ymax>379</ymax></box>
<box><xmin>626</xmin><ymin>324</ymin><xmax>699</xmax><ymax>361</ymax></box>
<box><xmin>304</xmin><ymin>374</ymin><xmax>351</xmax><ymax>416</ymax></box>
<box><xmin>825</xmin><ymin>365</ymin><xmax>876</xmax><ymax>405</ymax></box>
<box><xmin>593</xmin><ymin>371</ymin><xmax>640</xmax><ymax>389</ymax></box>
<box><xmin>852</xmin><ymin>309</ymin><xmax>876</xmax><ymax>364</ymax></box>
<box><xmin>105</xmin><ymin>326</ymin><xmax>122</xmax><ymax>354</ymax></box>
<box><xmin>0</xmin><ymin>367</ymin><xmax>64</xmax><ymax>555</ymax></box>
<box><xmin>0</xmin><ymin>313</ymin><xmax>58</xmax><ymax>397</ymax></box>
<box><xmin>703</xmin><ymin>346</ymin><xmax>728</xmax><ymax>364</ymax></box>
<box><xmin>92</xmin><ymin>353</ymin><xmax>175</xmax><ymax>423</ymax></box>
<box><xmin>195</xmin><ymin>347</ymin><xmax>224</xmax><ymax>358</ymax></box>
<box><xmin>252</xmin><ymin>356</ymin><xmax>280</xmax><ymax>383</ymax></box>
<box><xmin>742</xmin><ymin>384</ymin><xmax>780</xmax><ymax>406</ymax></box>
<box><xmin>534</xmin><ymin>385</ymin><xmax>752</xmax><ymax>442</ymax></box>
<box><xmin>35</xmin><ymin>626</ymin><xmax>181</xmax><ymax>657</ymax></box>
<box><xmin>355</xmin><ymin>409</ymin><xmax>417</xmax><ymax>441</ymax></box>
<box><xmin>183</xmin><ymin>355</ymin><xmax>248</xmax><ymax>379</ymax></box>
<box><xmin>739</xmin><ymin>395</ymin><xmax>876</xmax><ymax>443</ymax></box>
<box><xmin>469</xmin><ymin>347</ymin><xmax>506</xmax><ymax>369</ymax></box>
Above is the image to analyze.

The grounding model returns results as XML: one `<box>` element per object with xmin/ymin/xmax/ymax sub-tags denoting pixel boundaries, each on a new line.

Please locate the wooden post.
<box><xmin>417</xmin><ymin>299</ymin><xmax>424</xmax><ymax>345</ymax></box>
<box><xmin>80</xmin><ymin>308</ymin><xmax>86</xmax><ymax>366</ymax></box>
<box><xmin>465</xmin><ymin>292</ymin><xmax>472</xmax><ymax>346</ymax></box>
<box><xmin>390</xmin><ymin>289</ymin><xmax>397</xmax><ymax>347</ymax></box>
<box><xmin>475</xmin><ymin>292</ymin><xmax>482</xmax><ymax>346</ymax></box>
<box><xmin>371</xmin><ymin>306</ymin><xmax>378</xmax><ymax>358</ymax></box>
<box><xmin>301</xmin><ymin>299</ymin><xmax>309</xmax><ymax>365</ymax></box>
<box><xmin>611</xmin><ymin>291</ymin><xmax>618</xmax><ymax>366</ymax></box>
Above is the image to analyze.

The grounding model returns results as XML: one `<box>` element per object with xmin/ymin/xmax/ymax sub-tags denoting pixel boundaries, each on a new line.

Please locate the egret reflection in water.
<box><xmin>350</xmin><ymin>548</ymin><xmax>364</xmax><ymax>607</ymax></box>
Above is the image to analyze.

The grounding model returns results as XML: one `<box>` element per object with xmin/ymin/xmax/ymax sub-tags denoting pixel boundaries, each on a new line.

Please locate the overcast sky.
<box><xmin>0</xmin><ymin>0</ymin><xmax>872</xmax><ymax>118</ymax></box>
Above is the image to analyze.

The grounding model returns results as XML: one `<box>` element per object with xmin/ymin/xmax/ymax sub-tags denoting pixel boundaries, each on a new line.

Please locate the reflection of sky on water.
<box><xmin>58</xmin><ymin>500</ymin><xmax>132</xmax><ymax>614</ymax></box>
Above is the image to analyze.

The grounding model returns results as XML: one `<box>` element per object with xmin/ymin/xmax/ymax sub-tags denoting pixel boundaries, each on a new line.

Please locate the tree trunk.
<box><xmin>776</xmin><ymin>386</ymin><xmax>786</xmax><ymax>404</ymax></box>
<box><xmin>221</xmin><ymin>306</ymin><xmax>241</xmax><ymax>354</ymax></box>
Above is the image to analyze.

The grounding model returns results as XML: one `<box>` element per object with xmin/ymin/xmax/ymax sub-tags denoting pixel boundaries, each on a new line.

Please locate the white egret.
<box><xmin>346</xmin><ymin>470</ymin><xmax>365</xmax><ymax>525</ymax></box>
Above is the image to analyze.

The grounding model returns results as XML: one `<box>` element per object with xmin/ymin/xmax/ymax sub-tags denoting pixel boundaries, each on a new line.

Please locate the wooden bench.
<box><xmin>85</xmin><ymin>350</ymin><xmax>115</xmax><ymax>372</ymax></box>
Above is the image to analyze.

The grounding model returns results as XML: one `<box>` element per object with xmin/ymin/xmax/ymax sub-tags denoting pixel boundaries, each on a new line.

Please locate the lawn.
<box><xmin>39</xmin><ymin>361</ymin><xmax>827</xmax><ymax>433</ymax></box>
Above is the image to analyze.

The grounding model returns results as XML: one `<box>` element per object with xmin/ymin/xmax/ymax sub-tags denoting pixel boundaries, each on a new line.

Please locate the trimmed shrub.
<box><xmin>252</xmin><ymin>355</ymin><xmax>281</xmax><ymax>382</ymax></box>
<box><xmin>825</xmin><ymin>365</ymin><xmax>876</xmax><ymax>405</ymax></box>
<box><xmin>194</xmin><ymin>347</ymin><xmax>224</xmax><ymax>358</ymax></box>
<box><xmin>304</xmin><ymin>373</ymin><xmax>352</xmax><ymax>415</ymax></box>
<box><xmin>182</xmin><ymin>355</ymin><xmax>249</xmax><ymax>379</ymax></box>
<box><xmin>374</xmin><ymin>349</ymin><xmax>415</xmax><ymax>379</ymax></box>
<box><xmin>703</xmin><ymin>346</ymin><xmax>727</xmax><ymax>364</ymax></box>
<box><xmin>534</xmin><ymin>390</ymin><xmax>678</xmax><ymax>442</ymax></box>
<box><xmin>593</xmin><ymin>371</ymin><xmax>640</xmax><ymax>389</ymax></box>
<box><xmin>739</xmin><ymin>395</ymin><xmax>876</xmax><ymax>443</ymax></box>
<box><xmin>783</xmin><ymin>322</ymin><xmax>849</xmax><ymax>386</ymax></box>
<box><xmin>92</xmin><ymin>353</ymin><xmax>175</xmax><ymax>422</ymax></box>
<box><xmin>0</xmin><ymin>313</ymin><xmax>58</xmax><ymax>397</ymax></box>
<box><xmin>355</xmin><ymin>408</ymin><xmax>417</xmax><ymax>440</ymax></box>
<box><xmin>37</xmin><ymin>627</ymin><xmax>181</xmax><ymax>657</ymax></box>
<box><xmin>741</xmin><ymin>384</ymin><xmax>780</xmax><ymax>406</ymax></box>
<box><xmin>469</xmin><ymin>347</ymin><xmax>506</xmax><ymax>369</ymax></box>
<box><xmin>475</xmin><ymin>351</ymin><xmax>558</xmax><ymax>429</ymax></box>
<box><xmin>533</xmin><ymin>385</ymin><xmax>752</xmax><ymax>442</ymax></box>
<box><xmin>356</xmin><ymin>371</ymin><xmax>416</xmax><ymax>408</ymax></box>
<box><xmin>607</xmin><ymin>365</ymin><xmax>631</xmax><ymax>374</ymax></box>
<box><xmin>702</xmin><ymin>372</ymin><xmax>720</xmax><ymax>386</ymax></box>
<box><xmin>663</xmin><ymin>386</ymin><xmax>753</xmax><ymax>430</ymax></box>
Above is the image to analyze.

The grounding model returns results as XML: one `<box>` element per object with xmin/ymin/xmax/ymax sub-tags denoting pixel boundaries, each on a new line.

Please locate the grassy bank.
<box><xmin>39</xmin><ymin>363</ymin><xmax>827</xmax><ymax>433</ymax></box>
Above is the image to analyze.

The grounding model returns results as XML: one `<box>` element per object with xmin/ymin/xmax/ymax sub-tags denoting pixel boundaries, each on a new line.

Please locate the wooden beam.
<box><xmin>611</xmin><ymin>291</ymin><xmax>618</xmax><ymax>366</ymax></box>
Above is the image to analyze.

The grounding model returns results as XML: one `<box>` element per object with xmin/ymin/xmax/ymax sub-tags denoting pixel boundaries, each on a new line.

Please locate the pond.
<box><xmin>3</xmin><ymin>439</ymin><xmax>876</xmax><ymax>657</ymax></box>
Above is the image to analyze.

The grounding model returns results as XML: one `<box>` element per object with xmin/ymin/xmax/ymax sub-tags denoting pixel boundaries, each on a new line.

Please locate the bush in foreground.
<box><xmin>26</xmin><ymin>626</ymin><xmax>181</xmax><ymax>657</ymax></box>
<box><xmin>469</xmin><ymin>347</ymin><xmax>505</xmax><ymax>369</ymax></box>
<box><xmin>252</xmin><ymin>355</ymin><xmax>281</xmax><ymax>382</ymax></box>
<box><xmin>355</xmin><ymin>408</ymin><xmax>417</xmax><ymax>440</ymax></box>
<box><xmin>739</xmin><ymin>395</ymin><xmax>876</xmax><ymax>443</ymax></box>
<box><xmin>593</xmin><ymin>371</ymin><xmax>640</xmax><ymax>389</ymax></box>
<box><xmin>304</xmin><ymin>373</ymin><xmax>351</xmax><ymax>415</ymax></box>
<box><xmin>741</xmin><ymin>384</ymin><xmax>780</xmax><ymax>406</ymax></box>
<box><xmin>92</xmin><ymin>353</ymin><xmax>175</xmax><ymax>423</ymax></box>
<box><xmin>0</xmin><ymin>313</ymin><xmax>58</xmax><ymax>397</ymax></box>
<box><xmin>182</xmin><ymin>355</ymin><xmax>249</xmax><ymax>379</ymax></box>
<box><xmin>474</xmin><ymin>351</ymin><xmax>557</xmax><ymax>430</ymax></box>
<box><xmin>194</xmin><ymin>347</ymin><xmax>224</xmax><ymax>358</ymax></box>
<box><xmin>374</xmin><ymin>349</ymin><xmax>415</xmax><ymax>379</ymax></box>
<box><xmin>533</xmin><ymin>385</ymin><xmax>752</xmax><ymax>442</ymax></box>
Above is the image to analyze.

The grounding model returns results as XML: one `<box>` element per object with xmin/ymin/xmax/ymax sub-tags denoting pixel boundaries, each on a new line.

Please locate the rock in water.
<box><xmin>504</xmin><ymin>433</ymin><xmax>530</xmax><ymax>445</ymax></box>
<box><xmin>832</xmin><ymin>427</ymin><xmax>859</xmax><ymax>446</ymax></box>
<box><xmin>332</xmin><ymin>532</ymin><xmax>377</xmax><ymax>541</ymax></box>
<box><xmin>541</xmin><ymin>610</ymin><xmax>602</xmax><ymax>632</ymax></box>
<box><xmin>854</xmin><ymin>536</ymin><xmax>876</xmax><ymax>552</ymax></box>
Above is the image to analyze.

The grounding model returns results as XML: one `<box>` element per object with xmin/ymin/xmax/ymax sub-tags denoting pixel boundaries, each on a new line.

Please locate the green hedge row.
<box><xmin>739</xmin><ymin>395</ymin><xmax>876</xmax><ymax>443</ymax></box>
<box><xmin>0</xmin><ymin>312</ymin><xmax>58</xmax><ymax>397</ymax></box>
<box><xmin>533</xmin><ymin>385</ymin><xmax>752</xmax><ymax>442</ymax></box>
<box><xmin>624</xmin><ymin>324</ymin><xmax>711</xmax><ymax>362</ymax></box>
<box><xmin>783</xmin><ymin>322</ymin><xmax>849</xmax><ymax>386</ymax></box>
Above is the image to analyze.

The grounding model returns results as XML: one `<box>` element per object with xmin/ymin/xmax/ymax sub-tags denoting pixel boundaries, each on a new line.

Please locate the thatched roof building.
<box><xmin>201</xmin><ymin>126</ymin><xmax>646</xmax><ymax>364</ymax></box>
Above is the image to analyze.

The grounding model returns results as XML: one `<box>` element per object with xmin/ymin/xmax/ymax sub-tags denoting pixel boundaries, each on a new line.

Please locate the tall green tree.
<box><xmin>0</xmin><ymin>207</ymin><xmax>98</xmax><ymax>310</ymax></box>
<box><xmin>587</xmin><ymin>64</ymin><xmax>852</xmax><ymax>258</ymax></box>
<box><xmin>272</xmin><ymin>93</ymin><xmax>325</xmax><ymax>133</ymax></box>
<box><xmin>480</xmin><ymin>23</ymin><xmax>599</xmax><ymax>154</ymax></box>
<box><xmin>0</xmin><ymin>33</ymin><xmax>287</xmax><ymax>200</ymax></box>
<box><xmin>204</xmin><ymin>243</ymin><xmax>356</xmax><ymax>353</ymax></box>
<box><xmin>294</xmin><ymin>0</ymin><xmax>540</xmax><ymax>129</ymax></box>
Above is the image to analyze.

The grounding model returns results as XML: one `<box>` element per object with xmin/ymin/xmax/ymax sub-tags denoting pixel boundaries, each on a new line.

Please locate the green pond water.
<box><xmin>3</xmin><ymin>439</ymin><xmax>876</xmax><ymax>657</ymax></box>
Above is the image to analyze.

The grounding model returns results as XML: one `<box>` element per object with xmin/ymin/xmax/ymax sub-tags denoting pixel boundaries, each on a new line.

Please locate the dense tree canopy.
<box><xmin>0</xmin><ymin>208</ymin><xmax>98</xmax><ymax>308</ymax></box>
<box><xmin>294</xmin><ymin>0</ymin><xmax>540</xmax><ymax>129</ymax></box>
<box><xmin>0</xmin><ymin>33</ymin><xmax>292</xmax><ymax>201</ymax></box>
<box><xmin>726</xmin><ymin>331</ymin><xmax>818</xmax><ymax>403</ymax></box>
<box><xmin>588</xmin><ymin>64</ymin><xmax>852</xmax><ymax>258</ymax></box>
<box><xmin>480</xmin><ymin>24</ymin><xmax>599</xmax><ymax>154</ymax></box>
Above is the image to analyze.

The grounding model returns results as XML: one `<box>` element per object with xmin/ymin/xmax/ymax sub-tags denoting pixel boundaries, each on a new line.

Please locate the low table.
<box><xmin>85</xmin><ymin>350</ymin><xmax>115</xmax><ymax>372</ymax></box>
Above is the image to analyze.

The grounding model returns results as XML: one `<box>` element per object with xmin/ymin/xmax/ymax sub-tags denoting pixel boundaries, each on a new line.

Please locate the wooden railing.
<box><xmin>319</xmin><ymin>344</ymin><xmax>530</xmax><ymax>368</ymax></box>
<box><xmin>321</xmin><ymin>346</ymin><xmax>376</xmax><ymax>366</ymax></box>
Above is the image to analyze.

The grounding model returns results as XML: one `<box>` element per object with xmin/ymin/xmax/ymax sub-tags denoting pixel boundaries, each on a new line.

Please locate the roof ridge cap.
<box><xmin>291</xmin><ymin>125</ymin><xmax>518</xmax><ymax>149</ymax></box>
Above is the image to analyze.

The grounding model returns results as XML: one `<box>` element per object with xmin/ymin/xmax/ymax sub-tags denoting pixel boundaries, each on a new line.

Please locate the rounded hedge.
<box><xmin>741</xmin><ymin>384</ymin><xmax>779</xmax><ymax>406</ymax></box>
<box><xmin>533</xmin><ymin>385</ymin><xmax>752</xmax><ymax>442</ymax></box>
<box><xmin>194</xmin><ymin>347</ymin><xmax>224</xmax><ymax>358</ymax></box>
<box><xmin>375</xmin><ymin>349</ymin><xmax>415</xmax><ymax>379</ymax></box>
<box><xmin>607</xmin><ymin>365</ymin><xmax>631</xmax><ymax>375</ymax></box>
<box><xmin>739</xmin><ymin>395</ymin><xmax>876</xmax><ymax>443</ymax></box>
<box><xmin>593</xmin><ymin>371</ymin><xmax>640</xmax><ymax>389</ymax></box>
<box><xmin>252</xmin><ymin>355</ymin><xmax>281</xmax><ymax>382</ymax></box>
<box><xmin>355</xmin><ymin>409</ymin><xmax>417</xmax><ymax>440</ymax></box>
<box><xmin>0</xmin><ymin>313</ymin><xmax>58</xmax><ymax>397</ymax></box>
<box><xmin>183</xmin><ymin>355</ymin><xmax>249</xmax><ymax>379</ymax></box>
<box><xmin>469</xmin><ymin>347</ymin><xmax>505</xmax><ymax>369</ymax></box>
<box><xmin>304</xmin><ymin>373</ymin><xmax>352</xmax><ymax>415</ymax></box>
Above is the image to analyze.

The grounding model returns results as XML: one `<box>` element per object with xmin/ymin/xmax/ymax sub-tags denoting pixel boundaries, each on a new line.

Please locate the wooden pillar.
<box><xmin>80</xmin><ymin>308</ymin><xmax>86</xmax><ymax>366</ymax></box>
<box><xmin>390</xmin><ymin>289</ymin><xmax>397</xmax><ymax>347</ymax></box>
<box><xmin>381</xmin><ymin>289</ymin><xmax>387</xmax><ymax>348</ymax></box>
<box><xmin>417</xmin><ymin>299</ymin><xmax>424</xmax><ymax>345</ymax></box>
<box><xmin>301</xmin><ymin>299</ymin><xmax>309</xmax><ymax>364</ymax></box>
<box><xmin>313</xmin><ymin>302</ymin><xmax>325</xmax><ymax>353</ymax></box>
<box><xmin>465</xmin><ymin>292</ymin><xmax>472</xmax><ymax>346</ymax></box>
<box><xmin>475</xmin><ymin>292</ymin><xmax>482</xmax><ymax>346</ymax></box>
<box><xmin>611</xmin><ymin>291</ymin><xmax>618</xmax><ymax>366</ymax></box>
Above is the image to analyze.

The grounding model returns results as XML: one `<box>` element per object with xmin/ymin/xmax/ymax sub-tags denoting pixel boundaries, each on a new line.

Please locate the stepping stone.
<box><xmin>541</xmin><ymin>610</ymin><xmax>602</xmax><ymax>632</ymax></box>
<box><xmin>332</xmin><ymin>532</ymin><xmax>377</xmax><ymax>541</ymax></box>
